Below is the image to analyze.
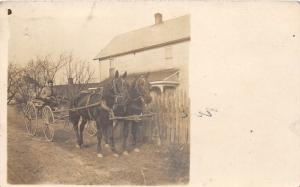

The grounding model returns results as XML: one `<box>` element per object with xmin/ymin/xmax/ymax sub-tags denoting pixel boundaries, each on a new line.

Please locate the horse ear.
<box><xmin>115</xmin><ymin>70</ymin><xmax>119</xmax><ymax>78</ymax></box>
<box><xmin>122</xmin><ymin>71</ymin><xmax>127</xmax><ymax>78</ymax></box>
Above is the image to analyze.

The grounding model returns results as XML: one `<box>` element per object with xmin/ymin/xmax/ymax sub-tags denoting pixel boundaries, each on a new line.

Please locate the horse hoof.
<box><xmin>104</xmin><ymin>144</ymin><xmax>110</xmax><ymax>148</ymax></box>
<box><xmin>134</xmin><ymin>148</ymin><xmax>140</xmax><ymax>153</ymax></box>
<box><xmin>97</xmin><ymin>154</ymin><xmax>103</xmax><ymax>158</ymax></box>
<box><xmin>123</xmin><ymin>151</ymin><xmax>129</xmax><ymax>156</ymax></box>
<box><xmin>113</xmin><ymin>153</ymin><xmax>120</xmax><ymax>158</ymax></box>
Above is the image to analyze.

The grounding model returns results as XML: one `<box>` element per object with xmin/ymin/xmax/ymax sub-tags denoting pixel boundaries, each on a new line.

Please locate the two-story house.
<box><xmin>93</xmin><ymin>13</ymin><xmax>190</xmax><ymax>93</ymax></box>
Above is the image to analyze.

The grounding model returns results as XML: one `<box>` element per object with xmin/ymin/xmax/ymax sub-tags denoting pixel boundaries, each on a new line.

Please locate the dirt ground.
<box><xmin>7</xmin><ymin>105</ymin><xmax>189</xmax><ymax>185</ymax></box>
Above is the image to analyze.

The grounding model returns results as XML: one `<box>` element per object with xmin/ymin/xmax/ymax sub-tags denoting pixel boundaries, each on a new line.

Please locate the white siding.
<box><xmin>98</xmin><ymin>41</ymin><xmax>189</xmax><ymax>82</ymax></box>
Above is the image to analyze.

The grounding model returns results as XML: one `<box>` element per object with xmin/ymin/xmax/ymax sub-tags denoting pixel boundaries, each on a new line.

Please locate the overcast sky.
<box><xmin>4</xmin><ymin>1</ymin><xmax>189</xmax><ymax>84</ymax></box>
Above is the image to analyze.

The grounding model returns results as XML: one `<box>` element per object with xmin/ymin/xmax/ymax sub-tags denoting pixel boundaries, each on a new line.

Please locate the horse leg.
<box><xmin>103</xmin><ymin>121</ymin><xmax>110</xmax><ymax>148</ymax></box>
<box><xmin>95</xmin><ymin>119</ymin><xmax>104</xmax><ymax>158</ymax></box>
<box><xmin>70</xmin><ymin>114</ymin><xmax>81</xmax><ymax>148</ymax></box>
<box><xmin>105</xmin><ymin>120</ymin><xmax>119</xmax><ymax>157</ymax></box>
<box><xmin>132</xmin><ymin>121</ymin><xmax>140</xmax><ymax>152</ymax></box>
<box><xmin>122</xmin><ymin>121</ymin><xmax>130</xmax><ymax>155</ymax></box>
<box><xmin>79</xmin><ymin>118</ymin><xmax>88</xmax><ymax>148</ymax></box>
<box><xmin>109</xmin><ymin>120</ymin><xmax>119</xmax><ymax>155</ymax></box>
<box><xmin>106</xmin><ymin>121</ymin><xmax>113</xmax><ymax>148</ymax></box>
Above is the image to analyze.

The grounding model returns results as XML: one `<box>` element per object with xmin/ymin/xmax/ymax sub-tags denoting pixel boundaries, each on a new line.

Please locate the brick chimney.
<box><xmin>109</xmin><ymin>67</ymin><xmax>115</xmax><ymax>78</ymax></box>
<box><xmin>68</xmin><ymin>77</ymin><xmax>73</xmax><ymax>85</ymax></box>
<box><xmin>155</xmin><ymin>13</ymin><xmax>163</xmax><ymax>24</ymax></box>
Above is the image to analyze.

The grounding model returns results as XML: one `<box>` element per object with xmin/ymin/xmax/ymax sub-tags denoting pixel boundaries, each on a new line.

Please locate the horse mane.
<box><xmin>129</xmin><ymin>75</ymin><xmax>146</xmax><ymax>99</ymax></box>
<box><xmin>130</xmin><ymin>76</ymin><xmax>139</xmax><ymax>88</ymax></box>
<box><xmin>101</xmin><ymin>78</ymin><xmax>114</xmax><ymax>97</ymax></box>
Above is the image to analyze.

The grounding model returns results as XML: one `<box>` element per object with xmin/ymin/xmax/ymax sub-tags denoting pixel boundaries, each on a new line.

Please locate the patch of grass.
<box><xmin>164</xmin><ymin>144</ymin><xmax>190</xmax><ymax>184</ymax></box>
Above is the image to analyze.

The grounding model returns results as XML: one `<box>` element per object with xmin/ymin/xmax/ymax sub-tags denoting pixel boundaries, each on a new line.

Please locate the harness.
<box><xmin>112</xmin><ymin>78</ymin><xmax>129</xmax><ymax>111</ymax></box>
<box><xmin>86</xmin><ymin>94</ymin><xmax>93</xmax><ymax>120</ymax></box>
<box><xmin>79</xmin><ymin>88</ymin><xmax>104</xmax><ymax>120</ymax></box>
<box><xmin>131</xmin><ymin>76</ymin><xmax>147</xmax><ymax>102</ymax></box>
<box><xmin>125</xmin><ymin>76</ymin><xmax>149</xmax><ymax>113</ymax></box>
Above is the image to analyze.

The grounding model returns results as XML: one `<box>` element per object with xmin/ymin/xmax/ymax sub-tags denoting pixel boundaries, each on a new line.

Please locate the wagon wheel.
<box><xmin>86</xmin><ymin>121</ymin><xmax>97</xmax><ymax>136</ymax></box>
<box><xmin>24</xmin><ymin>102</ymin><xmax>38</xmax><ymax>136</ymax></box>
<box><xmin>42</xmin><ymin>106</ymin><xmax>55</xmax><ymax>141</ymax></box>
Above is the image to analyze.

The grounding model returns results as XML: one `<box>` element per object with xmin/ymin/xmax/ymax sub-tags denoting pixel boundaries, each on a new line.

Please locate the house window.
<box><xmin>165</xmin><ymin>46</ymin><xmax>172</xmax><ymax>61</ymax></box>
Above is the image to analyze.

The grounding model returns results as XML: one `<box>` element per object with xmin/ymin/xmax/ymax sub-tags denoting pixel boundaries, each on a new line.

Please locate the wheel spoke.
<box><xmin>42</xmin><ymin>106</ymin><xmax>54</xmax><ymax>141</ymax></box>
<box><xmin>24</xmin><ymin>102</ymin><xmax>38</xmax><ymax>136</ymax></box>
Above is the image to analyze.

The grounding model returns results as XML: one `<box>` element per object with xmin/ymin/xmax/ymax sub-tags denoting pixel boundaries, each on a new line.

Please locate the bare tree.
<box><xmin>15</xmin><ymin>75</ymin><xmax>34</xmax><ymax>104</ymax></box>
<box><xmin>24</xmin><ymin>54</ymin><xmax>68</xmax><ymax>97</ymax></box>
<box><xmin>8</xmin><ymin>53</ymin><xmax>94</xmax><ymax>104</ymax></box>
<box><xmin>7</xmin><ymin>63</ymin><xmax>24</xmax><ymax>104</ymax></box>
<box><xmin>63</xmin><ymin>53</ymin><xmax>95</xmax><ymax>98</ymax></box>
<box><xmin>7</xmin><ymin>54</ymin><xmax>69</xmax><ymax>104</ymax></box>
<box><xmin>70</xmin><ymin>60</ymin><xmax>95</xmax><ymax>90</ymax></box>
<box><xmin>7</xmin><ymin>64</ymin><xmax>36</xmax><ymax>104</ymax></box>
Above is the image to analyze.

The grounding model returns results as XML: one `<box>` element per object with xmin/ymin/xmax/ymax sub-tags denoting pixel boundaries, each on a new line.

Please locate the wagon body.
<box><xmin>23</xmin><ymin>99</ymin><xmax>67</xmax><ymax>141</ymax></box>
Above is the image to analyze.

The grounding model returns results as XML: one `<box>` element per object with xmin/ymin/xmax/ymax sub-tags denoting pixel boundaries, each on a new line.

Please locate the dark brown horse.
<box><xmin>69</xmin><ymin>70</ymin><xmax>129</xmax><ymax>157</ymax></box>
<box><xmin>121</xmin><ymin>74</ymin><xmax>152</xmax><ymax>155</ymax></box>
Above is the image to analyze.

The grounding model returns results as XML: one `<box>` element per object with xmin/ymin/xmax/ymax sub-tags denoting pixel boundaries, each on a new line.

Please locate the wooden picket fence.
<box><xmin>141</xmin><ymin>89</ymin><xmax>190</xmax><ymax>145</ymax></box>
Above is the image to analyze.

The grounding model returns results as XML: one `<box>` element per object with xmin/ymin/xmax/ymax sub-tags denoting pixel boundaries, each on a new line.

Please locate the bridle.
<box><xmin>132</xmin><ymin>76</ymin><xmax>149</xmax><ymax>103</ymax></box>
<box><xmin>112</xmin><ymin>78</ymin><xmax>129</xmax><ymax>111</ymax></box>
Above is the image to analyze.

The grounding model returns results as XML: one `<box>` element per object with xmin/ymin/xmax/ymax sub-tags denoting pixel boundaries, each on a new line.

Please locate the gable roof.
<box><xmin>94</xmin><ymin>15</ymin><xmax>190</xmax><ymax>61</ymax></box>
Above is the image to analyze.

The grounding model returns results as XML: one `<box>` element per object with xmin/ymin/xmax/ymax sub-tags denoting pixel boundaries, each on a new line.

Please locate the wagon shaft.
<box><xmin>109</xmin><ymin>113</ymin><xmax>156</xmax><ymax>121</ymax></box>
<box><xmin>52</xmin><ymin>101</ymin><xmax>103</xmax><ymax>113</ymax></box>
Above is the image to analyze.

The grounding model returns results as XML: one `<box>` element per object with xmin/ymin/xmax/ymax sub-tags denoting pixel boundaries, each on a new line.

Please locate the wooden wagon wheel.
<box><xmin>24</xmin><ymin>102</ymin><xmax>38</xmax><ymax>136</ymax></box>
<box><xmin>86</xmin><ymin>121</ymin><xmax>97</xmax><ymax>136</ymax></box>
<box><xmin>42</xmin><ymin>106</ymin><xmax>55</xmax><ymax>141</ymax></box>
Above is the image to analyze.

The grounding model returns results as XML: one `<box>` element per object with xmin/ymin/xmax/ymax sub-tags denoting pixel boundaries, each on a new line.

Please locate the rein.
<box><xmin>85</xmin><ymin>94</ymin><xmax>94</xmax><ymax>120</ymax></box>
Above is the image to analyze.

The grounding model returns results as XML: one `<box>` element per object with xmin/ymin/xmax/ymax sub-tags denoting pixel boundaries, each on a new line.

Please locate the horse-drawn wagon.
<box><xmin>23</xmin><ymin>71</ymin><xmax>154</xmax><ymax>157</ymax></box>
<box><xmin>22</xmin><ymin>87</ymin><xmax>154</xmax><ymax>142</ymax></box>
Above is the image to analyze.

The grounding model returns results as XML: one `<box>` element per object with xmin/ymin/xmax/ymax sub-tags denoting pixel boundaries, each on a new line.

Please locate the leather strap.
<box><xmin>86</xmin><ymin>94</ymin><xmax>93</xmax><ymax>120</ymax></box>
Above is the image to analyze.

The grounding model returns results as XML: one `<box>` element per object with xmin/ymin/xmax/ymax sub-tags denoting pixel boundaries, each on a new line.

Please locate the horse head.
<box><xmin>111</xmin><ymin>70</ymin><xmax>129</xmax><ymax>112</ymax></box>
<box><xmin>133</xmin><ymin>73</ymin><xmax>152</xmax><ymax>105</ymax></box>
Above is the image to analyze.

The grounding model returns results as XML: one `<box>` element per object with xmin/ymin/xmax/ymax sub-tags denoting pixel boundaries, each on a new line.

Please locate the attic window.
<box><xmin>165</xmin><ymin>46</ymin><xmax>172</xmax><ymax>60</ymax></box>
